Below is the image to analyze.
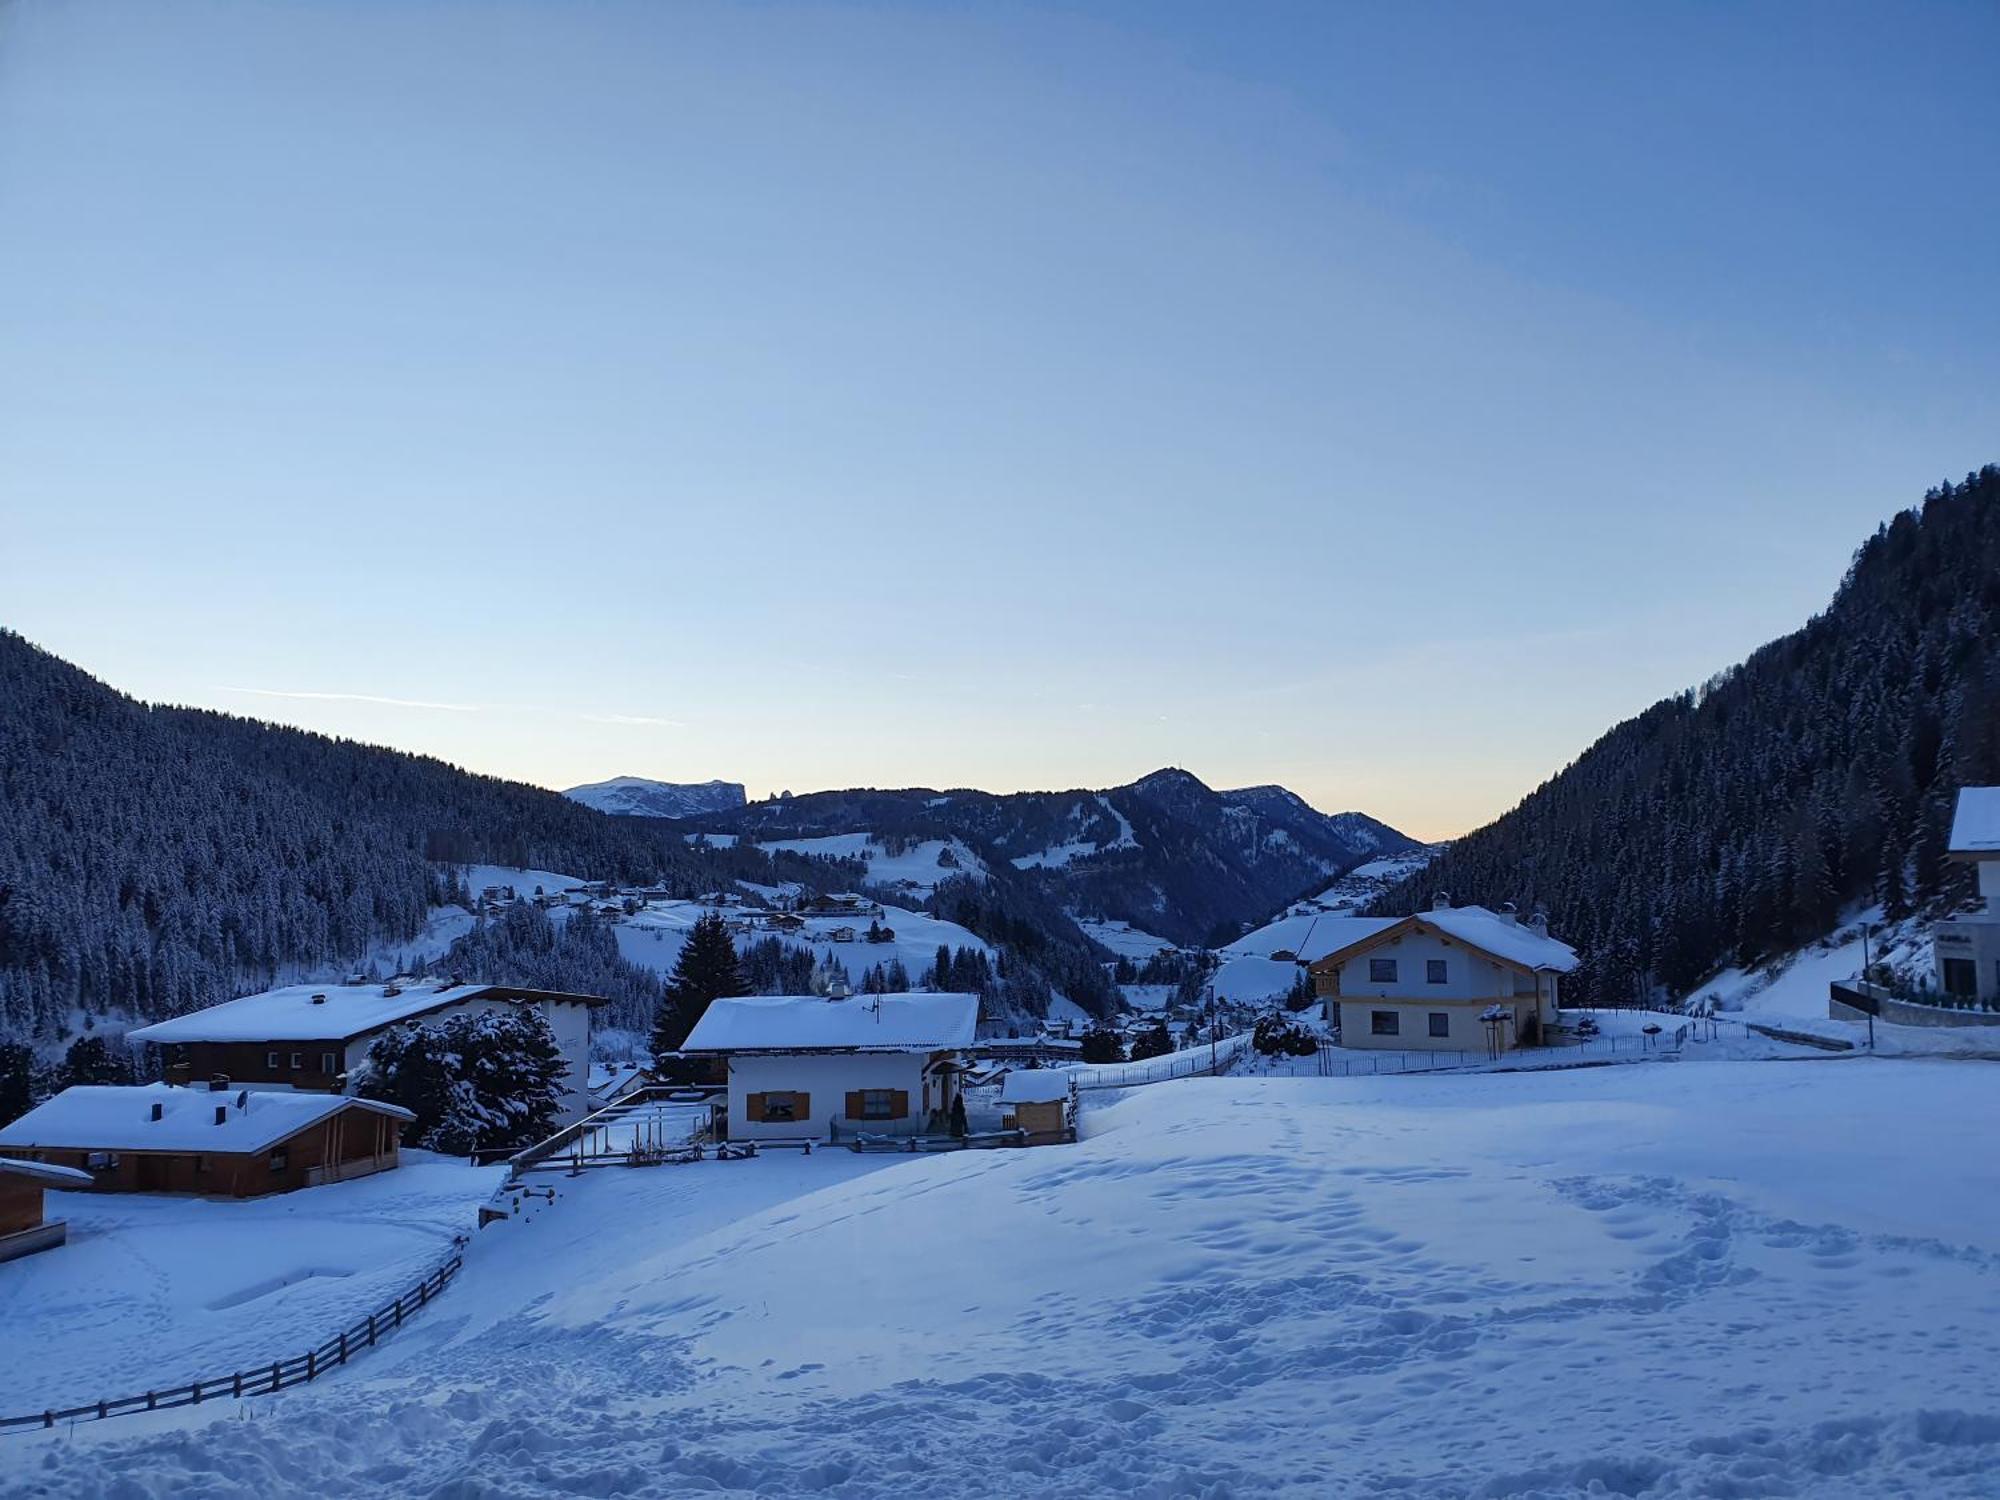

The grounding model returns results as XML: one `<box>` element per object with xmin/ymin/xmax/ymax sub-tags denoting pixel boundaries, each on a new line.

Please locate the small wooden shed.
<box><xmin>0</xmin><ymin>1157</ymin><xmax>93</xmax><ymax>1263</ymax></box>
<box><xmin>999</xmin><ymin>1069</ymin><xmax>1078</xmax><ymax>1145</ymax></box>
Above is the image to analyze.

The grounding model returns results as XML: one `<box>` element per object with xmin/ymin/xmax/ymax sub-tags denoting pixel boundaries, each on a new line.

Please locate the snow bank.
<box><xmin>10</xmin><ymin>1064</ymin><xmax>2000</xmax><ymax>1498</ymax></box>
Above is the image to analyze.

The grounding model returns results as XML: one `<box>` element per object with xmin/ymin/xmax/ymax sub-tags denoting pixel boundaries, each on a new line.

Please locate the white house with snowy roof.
<box><xmin>682</xmin><ymin>992</ymin><xmax>979</xmax><ymax>1142</ymax></box>
<box><xmin>1934</xmin><ymin>786</ymin><xmax>2000</xmax><ymax>1004</ymax></box>
<box><xmin>1307</xmin><ymin>897</ymin><xmax>1579</xmax><ymax>1051</ymax></box>
<box><xmin>129</xmin><ymin>979</ymin><xmax>608</xmax><ymax>1122</ymax></box>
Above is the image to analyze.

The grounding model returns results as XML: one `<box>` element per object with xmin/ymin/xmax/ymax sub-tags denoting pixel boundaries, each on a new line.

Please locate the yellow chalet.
<box><xmin>1308</xmin><ymin>896</ymin><xmax>1579</xmax><ymax>1052</ymax></box>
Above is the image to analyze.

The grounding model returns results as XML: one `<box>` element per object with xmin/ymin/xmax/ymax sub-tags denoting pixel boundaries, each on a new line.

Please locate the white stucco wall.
<box><xmin>725</xmin><ymin>1053</ymin><xmax>952</xmax><ymax>1140</ymax></box>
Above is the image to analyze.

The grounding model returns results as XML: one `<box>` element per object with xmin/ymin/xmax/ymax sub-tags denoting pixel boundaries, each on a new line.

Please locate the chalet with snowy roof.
<box><xmin>129</xmin><ymin>980</ymin><xmax>608</xmax><ymax>1121</ymax></box>
<box><xmin>682</xmin><ymin>992</ymin><xmax>979</xmax><ymax>1142</ymax></box>
<box><xmin>1308</xmin><ymin>897</ymin><xmax>1578</xmax><ymax>1052</ymax></box>
<box><xmin>1934</xmin><ymin>786</ymin><xmax>2000</xmax><ymax>1004</ymax></box>
<box><xmin>0</xmin><ymin>1083</ymin><xmax>414</xmax><ymax>1197</ymax></box>
<box><xmin>0</xmin><ymin>1157</ymin><xmax>92</xmax><ymax>1262</ymax></box>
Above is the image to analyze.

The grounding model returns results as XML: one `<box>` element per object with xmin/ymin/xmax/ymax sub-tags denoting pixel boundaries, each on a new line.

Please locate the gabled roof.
<box><xmin>0</xmin><ymin>1084</ymin><xmax>414</xmax><ymax>1156</ymax></box>
<box><xmin>129</xmin><ymin>981</ymin><xmax>608</xmax><ymax>1046</ymax></box>
<box><xmin>1307</xmin><ymin>905</ymin><xmax>1579</xmax><ymax>974</ymax></box>
<box><xmin>1948</xmin><ymin>787</ymin><xmax>2000</xmax><ymax>857</ymax></box>
<box><xmin>682</xmin><ymin>993</ymin><xmax>980</xmax><ymax>1054</ymax></box>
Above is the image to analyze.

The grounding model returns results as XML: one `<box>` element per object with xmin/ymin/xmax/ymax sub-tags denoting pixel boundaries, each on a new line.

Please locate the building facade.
<box><xmin>683</xmin><ymin>993</ymin><xmax>979</xmax><ymax>1142</ymax></box>
<box><xmin>131</xmin><ymin>980</ymin><xmax>606</xmax><ymax>1122</ymax></box>
<box><xmin>1308</xmin><ymin>899</ymin><xmax>1578</xmax><ymax>1053</ymax></box>
<box><xmin>0</xmin><ymin>1083</ymin><xmax>413</xmax><ymax>1198</ymax></box>
<box><xmin>1934</xmin><ymin>787</ymin><xmax>2000</xmax><ymax>1005</ymax></box>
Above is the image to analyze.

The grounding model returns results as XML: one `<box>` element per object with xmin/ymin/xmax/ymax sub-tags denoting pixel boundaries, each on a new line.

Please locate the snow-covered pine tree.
<box><xmin>650</xmin><ymin>912</ymin><xmax>747</xmax><ymax>1058</ymax></box>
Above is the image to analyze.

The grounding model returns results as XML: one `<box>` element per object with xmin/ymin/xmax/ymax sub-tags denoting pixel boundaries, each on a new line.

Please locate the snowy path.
<box><xmin>6</xmin><ymin>1063</ymin><xmax>2000</xmax><ymax>1496</ymax></box>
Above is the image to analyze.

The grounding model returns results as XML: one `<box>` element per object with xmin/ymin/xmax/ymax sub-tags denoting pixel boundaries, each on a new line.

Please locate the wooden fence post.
<box><xmin>338</xmin><ymin>1332</ymin><xmax>349</xmax><ymax>1365</ymax></box>
<box><xmin>233</xmin><ymin>1372</ymin><xmax>243</xmax><ymax>1399</ymax></box>
<box><xmin>271</xmin><ymin>1361</ymin><xmax>281</xmax><ymax>1393</ymax></box>
<box><xmin>306</xmin><ymin>1350</ymin><xmax>316</xmax><ymax>1383</ymax></box>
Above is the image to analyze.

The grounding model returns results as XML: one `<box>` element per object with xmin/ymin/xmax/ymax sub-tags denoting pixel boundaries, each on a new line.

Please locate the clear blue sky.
<box><xmin>3</xmin><ymin>1</ymin><xmax>1995</xmax><ymax>839</ymax></box>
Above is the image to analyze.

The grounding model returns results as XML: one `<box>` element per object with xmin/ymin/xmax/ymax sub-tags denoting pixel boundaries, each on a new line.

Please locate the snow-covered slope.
<box><xmin>13</xmin><ymin>1061</ymin><xmax>2000</xmax><ymax>1497</ymax></box>
<box><xmin>561</xmin><ymin>776</ymin><xmax>746</xmax><ymax>820</ymax></box>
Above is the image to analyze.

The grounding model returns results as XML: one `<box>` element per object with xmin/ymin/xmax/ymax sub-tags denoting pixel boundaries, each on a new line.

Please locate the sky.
<box><xmin>2</xmin><ymin>1</ymin><xmax>1996</xmax><ymax>841</ymax></box>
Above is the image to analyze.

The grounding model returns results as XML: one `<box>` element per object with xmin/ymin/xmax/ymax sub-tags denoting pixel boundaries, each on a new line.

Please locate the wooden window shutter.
<box><xmin>845</xmin><ymin>1091</ymin><xmax>865</xmax><ymax>1120</ymax></box>
<box><xmin>794</xmin><ymin>1092</ymin><xmax>809</xmax><ymax>1120</ymax></box>
<box><xmin>889</xmin><ymin>1090</ymin><xmax>909</xmax><ymax>1120</ymax></box>
<box><xmin>746</xmin><ymin>1092</ymin><xmax>766</xmax><ymax>1122</ymax></box>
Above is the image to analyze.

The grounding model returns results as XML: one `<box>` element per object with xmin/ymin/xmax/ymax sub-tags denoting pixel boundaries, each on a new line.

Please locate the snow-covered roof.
<box><xmin>682</xmin><ymin>993</ymin><xmax>980</xmax><ymax>1053</ymax></box>
<box><xmin>129</xmin><ymin>981</ymin><xmax>605</xmax><ymax>1045</ymax></box>
<box><xmin>1311</xmin><ymin>905</ymin><xmax>1579</xmax><ymax>973</ymax></box>
<box><xmin>0</xmin><ymin>1084</ymin><xmax>414</xmax><ymax>1155</ymax></box>
<box><xmin>0</xmin><ymin>1155</ymin><xmax>94</xmax><ymax>1188</ymax></box>
<box><xmin>1949</xmin><ymin>787</ymin><xmax>2000</xmax><ymax>856</ymax></box>
<box><xmin>1422</xmin><ymin>906</ymin><xmax>1579</xmax><ymax>971</ymax></box>
<box><xmin>1000</xmin><ymin>1069</ymin><xmax>1076</xmax><ymax>1104</ymax></box>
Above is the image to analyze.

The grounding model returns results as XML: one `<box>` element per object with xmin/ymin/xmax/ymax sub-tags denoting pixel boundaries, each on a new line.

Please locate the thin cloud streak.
<box><xmin>217</xmin><ymin>686</ymin><xmax>482</xmax><ymax>713</ymax></box>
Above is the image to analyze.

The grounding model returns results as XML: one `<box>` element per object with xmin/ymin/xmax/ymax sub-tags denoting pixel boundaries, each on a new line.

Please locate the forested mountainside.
<box><xmin>0</xmin><ymin>632</ymin><xmax>816</xmax><ymax>1040</ymax></box>
<box><xmin>705</xmin><ymin>769</ymin><xmax>1417</xmax><ymax>948</ymax></box>
<box><xmin>1378</xmin><ymin>467</ymin><xmax>2000</xmax><ymax>1005</ymax></box>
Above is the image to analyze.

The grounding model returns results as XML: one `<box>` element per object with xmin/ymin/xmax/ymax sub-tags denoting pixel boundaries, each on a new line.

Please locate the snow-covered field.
<box><xmin>753</xmin><ymin>834</ymin><xmax>988</xmax><ymax>895</ymax></box>
<box><xmin>0</xmin><ymin>1155</ymin><xmax>500</xmax><ymax>1420</ymax></box>
<box><xmin>8</xmin><ymin>1058</ymin><xmax>2000</xmax><ymax>1497</ymax></box>
<box><xmin>1075</xmin><ymin>916</ymin><xmax>1178</xmax><ymax>960</ymax></box>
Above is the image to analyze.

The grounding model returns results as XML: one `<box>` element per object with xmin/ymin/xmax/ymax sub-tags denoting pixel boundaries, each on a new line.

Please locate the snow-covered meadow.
<box><xmin>5</xmin><ymin>1057</ymin><xmax>1999</xmax><ymax>1497</ymax></box>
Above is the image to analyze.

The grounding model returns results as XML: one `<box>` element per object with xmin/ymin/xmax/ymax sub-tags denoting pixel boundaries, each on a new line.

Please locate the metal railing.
<box><xmin>1068</xmin><ymin>1031</ymin><xmax>1254</xmax><ymax>1091</ymax></box>
<box><xmin>1314</xmin><ymin>1020</ymin><xmax>1694</xmax><ymax>1078</ymax></box>
<box><xmin>0</xmin><ymin>1250</ymin><xmax>464</xmax><ymax>1435</ymax></box>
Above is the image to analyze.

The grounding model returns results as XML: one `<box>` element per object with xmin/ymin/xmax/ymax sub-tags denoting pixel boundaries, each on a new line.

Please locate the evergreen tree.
<box><xmin>0</xmin><ymin>1042</ymin><xmax>37</xmax><ymax>1126</ymax></box>
<box><xmin>1079</xmin><ymin>1026</ymin><xmax>1126</xmax><ymax>1063</ymax></box>
<box><xmin>1129</xmin><ymin>1018</ymin><xmax>1173</xmax><ymax>1060</ymax></box>
<box><xmin>650</xmin><ymin>912</ymin><xmax>747</xmax><ymax>1058</ymax></box>
<box><xmin>361</xmin><ymin>1008</ymin><xmax>567</xmax><ymax>1155</ymax></box>
<box><xmin>63</xmin><ymin>1032</ymin><xmax>133</xmax><ymax>1088</ymax></box>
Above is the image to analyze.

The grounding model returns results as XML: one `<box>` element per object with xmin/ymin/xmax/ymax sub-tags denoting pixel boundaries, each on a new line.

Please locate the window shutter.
<box><xmin>845</xmin><ymin>1091</ymin><xmax>865</xmax><ymax>1119</ymax></box>
<box><xmin>889</xmin><ymin>1090</ymin><xmax>909</xmax><ymax>1120</ymax></box>
<box><xmin>793</xmin><ymin>1092</ymin><xmax>810</xmax><ymax>1120</ymax></box>
<box><xmin>746</xmin><ymin>1092</ymin><xmax>766</xmax><ymax>1122</ymax></box>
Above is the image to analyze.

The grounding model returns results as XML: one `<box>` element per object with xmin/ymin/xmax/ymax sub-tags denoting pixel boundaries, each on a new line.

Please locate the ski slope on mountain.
<box><xmin>9</xmin><ymin>1059</ymin><xmax>1999</xmax><ymax>1498</ymax></box>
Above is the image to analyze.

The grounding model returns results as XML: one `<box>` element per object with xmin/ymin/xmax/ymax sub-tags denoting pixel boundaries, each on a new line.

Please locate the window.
<box><xmin>1426</xmin><ymin>959</ymin><xmax>1448</xmax><ymax>985</ymax></box>
<box><xmin>1369</xmin><ymin>958</ymin><xmax>1398</xmax><ymax>984</ymax></box>
<box><xmin>1370</xmin><ymin>1010</ymin><xmax>1400</xmax><ymax>1036</ymax></box>
<box><xmin>321</xmin><ymin>1052</ymin><xmax>338</xmax><ymax>1074</ymax></box>
<box><xmin>289</xmin><ymin>1052</ymin><xmax>303</xmax><ymax>1070</ymax></box>
<box><xmin>763</xmin><ymin>1093</ymin><xmax>798</xmax><ymax>1123</ymax></box>
<box><xmin>266</xmin><ymin>1050</ymin><xmax>280</xmax><ymax>1069</ymax></box>
<box><xmin>1428</xmin><ymin>1013</ymin><xmax>1450</xmax><ymax>1038</ymax></box>
<box><xmin>1942</xmin><ymin>958</ymin><xmax>1977</xmax><ymax>998</ymax></box>
<box><xmin>269</xmin><ymin>1148</ymin><xmax>289</xmax><ymax>1172</ymax></box>
<box><xmin>860</xmin><ymin>1089</ymin><xmax>895</xmax><ymax>1120</ymax></box>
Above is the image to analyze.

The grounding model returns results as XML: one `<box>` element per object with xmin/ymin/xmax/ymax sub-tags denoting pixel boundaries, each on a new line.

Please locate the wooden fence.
<box><xmin>0</xmin><ymin>1251</ymin><xmax>463</xmax><ymax>1435</ymax></box>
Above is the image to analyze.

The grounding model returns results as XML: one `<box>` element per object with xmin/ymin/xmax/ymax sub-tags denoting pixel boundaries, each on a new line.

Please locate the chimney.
<box><xmin>214</xmin><ymin>1105</ymin><xmax>228</xmax><ymax>1126</ymax></box>
<box><xmin>1529</xmin><ymin>908</ymin><xmax>1549</xmax><ymax>936</ymax></box>
<box><xmin>310</xmin><ymin>992</ymin><xmax>327</xmax><ymax>1006</ymax></box>
<box><xmin>1499</xmin><ymin>902</ymin><xmax>1519</xmax><ymax>926</ymax></box>
<box><xmin>236</xmin><ymin>1090</ymin><xmax>249</xmax><ymax>1109</ymax></box>
<box><xmin>1432</xmin><ymin>892</ymin><xmax>1451</xmax><ymax>912</ymax></box>
<box><xmin>150</xmin><ymin>1102</ymin><xmax>164</xmax><ymax>1122</ymax></box>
